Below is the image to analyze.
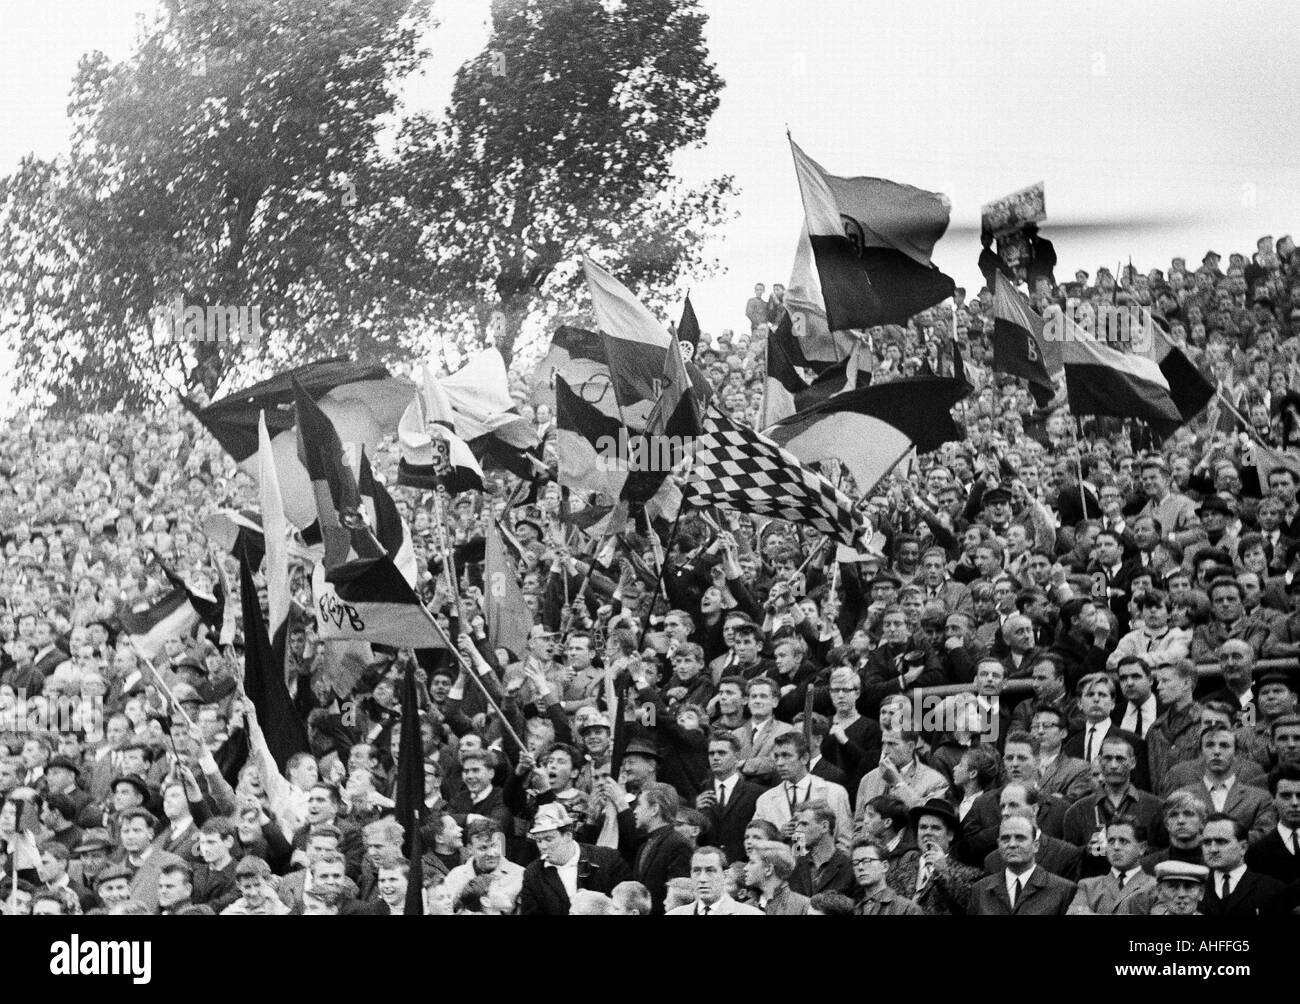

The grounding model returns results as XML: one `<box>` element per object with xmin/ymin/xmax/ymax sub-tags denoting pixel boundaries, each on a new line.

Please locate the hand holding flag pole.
<box><xmin>126</xmin><ymin>636</ymin><xmax>198</xmax><ymax>729</ymax></box>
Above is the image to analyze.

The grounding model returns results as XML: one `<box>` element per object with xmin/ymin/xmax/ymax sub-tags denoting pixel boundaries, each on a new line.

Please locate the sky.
<box><xmin>2</xmin><ymin>0</ymin><xmax>1299</xmax><ymax>386</ymax></box>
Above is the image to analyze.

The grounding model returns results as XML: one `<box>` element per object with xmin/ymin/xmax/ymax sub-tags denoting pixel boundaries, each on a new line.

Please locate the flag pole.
<box><xmin>636</xmin><ymin>505</ymin><xmax>686</xmax><ymax>652</ymax></box>
<box><xmin>415</xmin><ymin>603</ymin><xmax>526</xmax><ymax>753</ymax></box>
<box><xmin>126</xmin><ymin>637</ymin><xmax>198</xmax><ymax>729</ymax></box>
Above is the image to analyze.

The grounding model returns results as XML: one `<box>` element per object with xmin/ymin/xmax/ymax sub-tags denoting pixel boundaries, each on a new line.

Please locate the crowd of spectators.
<box><xmin>3</xmin><ymin>233</ymin><xmax>1300</xmax><ymax>917</ymax></box>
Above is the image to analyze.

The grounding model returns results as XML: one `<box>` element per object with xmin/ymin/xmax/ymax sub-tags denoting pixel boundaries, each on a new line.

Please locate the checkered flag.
<box><xmin>686</xmin><ymin>409</ymin><xmax>867</xmax><ymax>547</ymax></box>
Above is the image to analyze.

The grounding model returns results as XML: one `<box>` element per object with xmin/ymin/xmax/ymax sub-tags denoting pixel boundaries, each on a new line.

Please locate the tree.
<box><xmin>0</xmin><ymin>0</ymin><xmax>734</xmax><ymax>412</ymax></box>
<box><xmin>383</xmin><ymin>0</ymin><xmax>735</xmax><ymax>365</ymax></box>
<box><xmin>0</xmin><ymin>0</ymin><xmax>429</xmax><ymax>412</ymax></box>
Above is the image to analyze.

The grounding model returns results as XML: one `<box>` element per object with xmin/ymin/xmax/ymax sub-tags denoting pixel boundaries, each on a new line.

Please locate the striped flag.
<box><xmin>185</xmin><ymin>358</ymin><xmax>411</xmax><ymax>530</ymax></box>
<box><xmin>398</xmin><ymin>364</ymin><xmax>485</xmax><ymax>493</ymax></box>
<box><xmin>790</xmin><ymin>138</ymin><xmax>954</xmax><ymax>332</ymax></box>
<box><xmin>768</xmin><ymin>377</ymin><xmax>969</xmax><ymax>496</ymax></box>
<box><xmin>323</xmin><ymin>553</ymin><xmax>448</xmax><ymax>650</ymax></box>
<box><xmin>439</xmin><ymin>348</ymin><xmax>543</xmax><ymax>478</ymax></box>
<box><xmin>119</xmin><ymin>589</ymin><xmax>199</xmax><ymax>660</ymax></box>
<box><xmin>686</xmin><ymin>409</ymin><xmax>867</xmax><ymax>547</ymax></box>
<box><xmin>1059</xmin><ymin>335</ymin><xmax>1182</xmax><ymax>425</ymax></box>
<box><xmin>991</xmin><ymin>272</ymin><xmax>1056</xmax><ymax>404</ymax></box>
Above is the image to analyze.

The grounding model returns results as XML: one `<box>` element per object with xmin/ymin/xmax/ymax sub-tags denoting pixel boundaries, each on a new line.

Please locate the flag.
<box><xmin>762</xmin><ymin>312</ymin><xmax>872</xmax><ymax>427</ymax></box>
<box><xmin>991</xmin><ymin>272</ymin><xmax>1056</xmax><ymax>403</ymax></box>
<box><xmin>439</xmin><ymin>348</ymin><xmax>543</xmax><ymax>478</ymax></box>
<box><xmin>686</xmin><ymin>409</ymin><xmax>867</xmax><ymax>548</ymax></box>
<box><xmin>485</xmin><ymin>520</ymin><xmax>533</xmax><ymax>659</ymax></box>
<box><xmin>312</xmin><ymin>448</ymin><xmax>420</xmax><ymax>643</ymax></box>
<box><xmin>202</xmin><ymin>509</ymin><xmax>266</xmax><ymax>568</ymax></box>
<box><xmin>359</xmin><ymin>451</ymin><xmax>417</xmax><ymax>587</ymax></box>
<box><xmin>540</xmin><ymin>325</ymin><xmax>623</xmax><ymax>422</ymax></box>
<box><xmin>404</xmin><ymin>813</ymin><xmax>425</xmax><ymax>917</ymax></box>
<box><xmin>293</xmin><ymin>379</ymin><xmax>383</xmax><ymax>571</ymax></box>
<box><xmin>184</xmin><ymin>358</ymin><xmax>411</xmax><ymax>530</ymax></box>
<box><xmin>119</xmin><ymin>589</ymin><xmax>199</xmax><ymax>660</ymax></box>
<box><xmin>677</xmin><ymin>295</ymin><xmax>701</xmax><ymax>351</ymax></box>
<box><xmin>1146</xmin><ymin>319</ymin><xmax>1215</xmax><ymax>424</ymax></box>
<box><xmin>398</xmin><ymin>364</ymin><xmax>486</xmax><ymax>493</ymax></box>
<box><xmin>645</xmin><ymin>329</ymin><xmax>702</xmax><ymax>441</ymax></box>
<box><xmin>785</xmin><ymin>227</ymin><xmax>865</xmax><ymax>363</ymax></box>
<box><xmin>156</xmin><ymin>556</ymin><xmax>222</xmax><ymax>637</ymax></box>
<box><xmin>238</xmin><ymin>543</ymin><xmax>310</xmax><ymax>771</ymax></box>
<box><xmin>258</xmin><ymin>411</ymin><xmax>291</xmax><ymax>678</ymax></box>
<box><xmin>583</xmin><ymin>256</ymin><xmax>672</xmax><ymax>429</ymax></box>
<box><xmin>1059</xmin><ymin>336</ymin><xmax>1183</xmax><ymax>425</ymax></box>
<box><xmin>555</xmin><ymin>375</ymin><xmax>627</xmax><ymax>502</ymax></box>
<box><xmin>790</xmin><ymin>138</ymin><xmax>955</xmax><ymax>332</ymax></box>
<box><xmin>768</xmin><ymin>377</ymin><xmax>969</xmax><ymax>496</ymax></box>
<box><xmin>324</xmin><ymin>553</ymin><xmax>448</xmax><ymax>649</ymax></box>
<box><xmin>393</xmin><ymin>662</ymin><xmax>426</xmax><ymax>850</ymax></box>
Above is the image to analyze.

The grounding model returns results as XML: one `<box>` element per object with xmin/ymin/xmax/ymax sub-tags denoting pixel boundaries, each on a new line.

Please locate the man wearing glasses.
<box><xmin>851</xmin><ymin>837</ymin><xmax>923</xmax><ymax>915</ymax></box>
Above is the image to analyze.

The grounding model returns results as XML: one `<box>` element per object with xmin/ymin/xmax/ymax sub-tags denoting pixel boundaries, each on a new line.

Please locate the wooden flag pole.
<box><xmin>127</xmin><ymin>637</ymin><xmax>198</xmax><ymax>730</ymax></box>
<box><xmin>416</xmin><ymin>604</ymin><xmax>526</xmax><ymax>754</ymax></box>
<box><xmin>636</xmin><ymin>505</ymin><xmax>686</xmax><ymax>652</ymax></box>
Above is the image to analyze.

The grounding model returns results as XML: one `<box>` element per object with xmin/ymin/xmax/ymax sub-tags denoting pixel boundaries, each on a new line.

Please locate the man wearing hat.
<box><xmin>518</xmin><ymin>804</ymin><xmax>631</xmax><ymax>916</ymax></box>
<box><xmin>1119</xmin><ymin>860</ymin><xmax>1211</xmax><ymax>915</ymax></box>
<box><xmin>69</xmin><ymin>828</ymin><xmax>113</xmax><ymax>889</ymax></box>
<box><xmin>1201</xmin><ymin>250</ymin><xmax>1224</xmax><ymax>280</ymax></box>
<box><xmin>890</xmin><ymin>798</ymin><xmax>982</xmax><ymax>915</ymax></box>
<box><xmin>91</xmin><ymin>862</ymin><xmax>135</xmax><ymax>911</ymax></box>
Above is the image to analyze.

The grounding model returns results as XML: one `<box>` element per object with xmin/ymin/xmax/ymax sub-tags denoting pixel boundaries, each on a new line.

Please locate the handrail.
<box><xmin>910</xmin><ymin>659</ymin><xmax>1299</xmax><ymax>700</ymax></box>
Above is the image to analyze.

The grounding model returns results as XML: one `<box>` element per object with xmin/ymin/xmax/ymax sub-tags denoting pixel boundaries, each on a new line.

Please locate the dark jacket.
<box><xmin>696</xmin><ymin>776</ymin><xmax>763</xmax><ymax>865</ymax></box>
<box><xmin>620</xmin><ymin>818</ymin><xmax>693</xmax><ymax>915</ymax></box>
<box><xmin>969</xmin><ymin>866</ymin><xmax>1076</xmax><ymax>916</ymax></box>
<box><xmin>518</xmin><ymin>843</ymin><xmax>632</xmax><ymax>916</ymax></box>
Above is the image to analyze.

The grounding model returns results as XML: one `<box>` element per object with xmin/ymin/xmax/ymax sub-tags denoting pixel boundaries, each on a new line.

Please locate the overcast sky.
<box><xmin>2</xmin><ymin>0</ymin><xmax>1298</xmax><ymax>370</ymax></box>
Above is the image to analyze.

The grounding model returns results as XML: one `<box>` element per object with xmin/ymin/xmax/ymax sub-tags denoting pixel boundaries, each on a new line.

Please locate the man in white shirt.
<box><xmin>1177</xmin><ymin>725</ymin><xmax>1275</xmax><ymax>844</ymax></box>
<box><xmin>666</xmin><ymin>846</ymin><xmax>762</xmax><ymax>915</ymax></box>
<box><xmin>754</xmin><ymin>733</ymin><xmax>852</xmax><ymax>851</ymax></box>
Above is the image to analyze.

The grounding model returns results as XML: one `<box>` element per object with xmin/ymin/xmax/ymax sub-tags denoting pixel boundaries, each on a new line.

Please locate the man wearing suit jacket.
<box><xmin>623</xmin><ymin>782</ymin><xmax>692</xmax><ymax>915</ymax></box>
<box><xmin>1066</xmin><ymin>817</ymin><xmax>1158</xmax><ymax>914</ymax></box>
<box><xmin>731</xmin><ymin>677</ymin><xmax>794</xmax><ymax>786</ymax></box>
<box><xmin>695</xmin><ymin>731</ymin><xmax>762</xmax><ymax>865</ymax></box>
<box><xmin>1064</xmin><ymin>674</ymin><xmax>1150</xmax><ymax>791</ymax></box>
<box><xmin>754</xmin><ymin>732</ymin><xmax>853</xmax><ymax>851</ymax></box>
<box><xmin>115</xmin><ymin>808</ymin><xmax>183</xmax><ymax>913</ymax></box>
<box><xmin>1245</xmin><ymin>765</ymin><xmax>1300</xmax><ymax>884</ymax></box>
<box><xmin>1176</xmin><ymin>725</ymin><xmax>1276</xmax><ymax>844</ymax></box>
<box><xmin>1063</xmin><ymin>733</ymin><xmax>1167</xmax><ymax>877</ymax></box>
<box><xmin>665</xmin><ymin>846</ymin><xmax>763</xmax><ymax>915</ymax></box>
<box><xmin>978</xmin><ymin>785</ymin><xmax>1082</xmax><ymax>882</ymax></box>
<box><xmin>917</xmin><ymin>548</ymin><xmax>974</xmax><ymax>616</ymax></box>
<box><xmin>519</xmin><ymin>805</ymin><xmax>632</xmax><ymax>916</ymax></box>
<box><xmin>1029</xmin><ymin>706</ymin><xmax>1094</xmax><ymax>803</ymax></box>
<box><xmin>1199</xmin><ymin>813</ymin><xmax>1286</xmax><ymax>916</ymax></box>
<box><xmin>970</xmin><ymin>814</ymin><xmax>1076</xmax><ymax>915</ymax></box>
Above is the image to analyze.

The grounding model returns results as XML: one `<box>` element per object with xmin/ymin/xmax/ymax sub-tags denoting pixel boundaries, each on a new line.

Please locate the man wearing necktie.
<box><xmin>1114</xmin><ymin>657</ymin><xmax>1158</xmax><ymax>740</ymax></box>
<box><xmin>1200</xmin><ymin>813</ymin><xmax>1285</xmax><ymax>916</ymax></box>
<box><xmin>970</xmin><ymin>814</ymin><xmax>1076</xmax><ymax>915</ymax></box>
<box><xmin>1245</xmin><ymin>765</ymin><xmax>1300</xmax><ymax>884</ymax></box>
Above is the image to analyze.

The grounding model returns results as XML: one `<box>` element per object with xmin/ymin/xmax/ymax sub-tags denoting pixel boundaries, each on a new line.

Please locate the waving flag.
<box><xmin>768</xmin><ymin>377</ymin><xmax>970</xmax><ymax>495</ymax></box>
<box><xmin>790</xmin><ymin>138</ymin><xmax>954</xmax><ymax>332</ymax></box>
<box><xmin>485</xmin><ymin>520</ymin><xmax>533</xmax><ymax>660</ymax></box>
<box><xmin>436</xmin><ymin>349</ymin><xmax>542</xmax><ymax>478</ymax></box>
<box><xmin>398</xmin><ymin>364</ymin><xmax>485</xmax><ymax>493</ymax></box>
<box><xmin>686</xmin><ymin>410</ymin><xmax>867</xmax><ymax>547</ymax></box>
<box><xmin>991</xmin><ymin>272</ymin><xmax>1057</xmax><ymax>404</ymax></box>
<box><xmin>184</xmin><ymin>358</ymin><xmax>411</xmax><ymax>529</ymax></box>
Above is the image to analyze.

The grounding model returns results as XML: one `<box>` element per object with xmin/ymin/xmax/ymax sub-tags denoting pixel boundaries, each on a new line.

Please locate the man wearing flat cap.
<box><xmin>1119</xmin><ymin>859</ymin><xmax>1211</xmax><ymax>915</ymax></box>
<box><xmin>519</xmin><ymin>804</ymin><xmax>631</xmax><ymax>916</ymax></box>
